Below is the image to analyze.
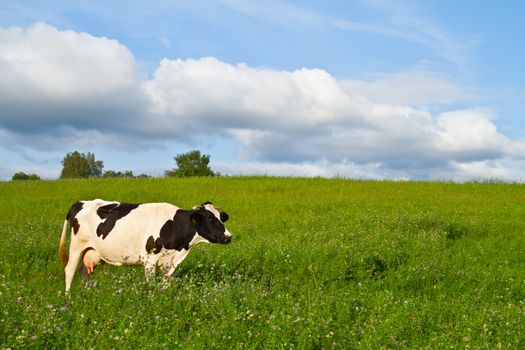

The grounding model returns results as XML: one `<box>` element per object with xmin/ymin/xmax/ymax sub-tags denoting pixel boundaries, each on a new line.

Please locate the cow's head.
<box><xmin>191</xmin><ymin>202</ymin><xmax>232</xmax><ymax>244</ymax></box>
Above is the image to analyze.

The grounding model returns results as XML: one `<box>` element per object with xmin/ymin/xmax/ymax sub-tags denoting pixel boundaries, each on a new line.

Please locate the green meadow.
<box><xmin>1</xmin><ymin>177</ymin><xmax>525</xmax><ymax>349</ymax></box>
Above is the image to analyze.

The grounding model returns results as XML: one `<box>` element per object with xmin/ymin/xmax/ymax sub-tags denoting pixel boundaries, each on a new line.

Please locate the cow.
<box><xmin>58</xmin><ymin>199</ymin><xmax>232</xmax><ymax>292</ymax></box>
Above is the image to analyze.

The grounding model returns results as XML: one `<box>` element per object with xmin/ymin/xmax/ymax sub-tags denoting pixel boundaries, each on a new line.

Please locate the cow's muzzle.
<box><xmin>222</xmin><ymin>234</ymin><xmax>232</xmax><ymax>244</ymax></box>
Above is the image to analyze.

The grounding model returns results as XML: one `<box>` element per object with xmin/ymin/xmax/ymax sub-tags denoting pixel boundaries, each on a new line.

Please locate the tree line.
<box><xmin>11</xmin><ymin>150</ymin><xmax>217</xmax><ymax>181</ymax></box>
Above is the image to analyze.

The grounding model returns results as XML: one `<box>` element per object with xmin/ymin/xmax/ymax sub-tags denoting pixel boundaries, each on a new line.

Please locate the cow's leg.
<box><xmin>164</xmin><ymin>250</ymin><xmax>189</xmax><ymax>277</ymax></box>
<box><xmin>159</xmin><ymin>252</ymin><xmax>183</xmax><ymax>289</ymax></box>
<box><xmin>78</xmin><ymin>257</ymin><xmax>89</xmax><ymax>282</ymax></box>
<box><xmin>64</xmin><ymin>249</ymin><xmax>83</xmax><ymax>292</ymax></box>
<box><xmin>144</xmin><ymin>254</ymin><xmax>158</xmax><ymax>281</ymax></box>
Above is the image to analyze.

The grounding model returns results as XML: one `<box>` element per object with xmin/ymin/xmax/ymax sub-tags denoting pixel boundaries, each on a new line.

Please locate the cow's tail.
<box><xmin>59</xmin><ymin>219</ymin><xmax>69</xmax><ymax>267</ymax></box>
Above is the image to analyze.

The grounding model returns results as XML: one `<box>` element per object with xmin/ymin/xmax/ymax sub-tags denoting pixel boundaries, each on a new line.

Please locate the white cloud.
<box><xmin>160</xmin><ymin>35</ymin><xmax>171</xmax><ymax>49</ymax></box>
<box><xmin>0</xmin><ymin>22</ymin><xmax>137</xmax><ymax>97</ymax></box>
<box><xmin>143</xmin><ymin>57</ymin><xmax>364</xmax><ymax>136</ymax></box>
<box><xmin>341</xmin><ymin>68</ymin><xmax>472</xmax><ymax>106</ymax></box>
<box><xmin>213</xmin><ymin>160</ymin><xmax>397</xmax><ymax>180</ymax></box>
<box><xmin>1</xmin><ymin>23</ymin><xmax>523</xmax><ymax>181</ymax></box>
<box><xmin>144</xmin><ymin>56</ymin><xmax>523</xmax><ymax>178</ymax></box>
<box><xmin>435</xmin><ymin>109</ymin><xmax>506</xmax><ymax>156</ymax></box>
<box><xmin>0</xmin><ymin>22</ymin><xmax>146</xmax><ymax>134</ymax></box>
<box><xmin>449</xmin><ymin>160</ymin><xmax>512</xmax><ymax>181</ymax></box>
<box><xmin>213</xmin><ymin>158</ymin><xmax>525</xmax><ymax>183</ymax></box>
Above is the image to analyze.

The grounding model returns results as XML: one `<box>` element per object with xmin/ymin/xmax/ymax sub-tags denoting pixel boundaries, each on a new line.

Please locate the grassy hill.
<box><xmin>1</xmin><ymin>177</ymin><xmax>524</xmax><ymax>348</ymax></box>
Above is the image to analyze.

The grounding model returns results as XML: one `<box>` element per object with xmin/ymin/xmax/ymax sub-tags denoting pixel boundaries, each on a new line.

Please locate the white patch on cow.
<box><xmin>190</xmin><ymin>232</ymin><xmax>210</xmax><ymax>245</ymax></box>
<box><xmin>203</xmin><ymin>204</ymin><xmax>221</xmax><ymax>219</ymax></box>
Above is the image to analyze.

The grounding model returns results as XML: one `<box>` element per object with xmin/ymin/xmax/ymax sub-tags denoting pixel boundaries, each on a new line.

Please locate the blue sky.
<box><xmin>1</xmin><ymin>0</ymin><xmax>524</xmax><ymax>180</ymax></box>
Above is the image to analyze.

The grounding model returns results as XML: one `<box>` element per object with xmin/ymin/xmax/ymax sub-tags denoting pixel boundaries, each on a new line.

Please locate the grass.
<box><xmin>1</xmin><ymin>177</ymin><xmax>525</xmax><ymax>349</ymax></box>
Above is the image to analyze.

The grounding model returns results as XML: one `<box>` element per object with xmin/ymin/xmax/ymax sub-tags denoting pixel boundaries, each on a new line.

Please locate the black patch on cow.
<box><xmin>96</xmin><ymin>202</ymin><xmax>139</xmax><ymax>239</ymax></box>
<box><xmin>158</xmin><ymin>210</ymin><xmax>196</xmax><ymax>251</ymax></box>
<box><xmin>145</xmin><ymin>235</ymin><xmax>163</xmax><ymax>254</ymax></box>
<box><xmin>202</xmin><ymin>201</ymin><xmax>213</xmax><ymax>205</ymax></box>
<box><xmin>66</xmin><ymin>201</ymin><xmax>84</xmax><ymax>234</ymax></box>
<box><xmin>96</xmin><ymin>203</ymin><xmax>119</xmax><ymax>219</ymax></box>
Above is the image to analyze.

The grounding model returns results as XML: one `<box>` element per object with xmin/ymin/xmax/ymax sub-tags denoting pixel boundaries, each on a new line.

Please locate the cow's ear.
<box><xmin>220</xmin><ymin>212</ymin><xmax>229</xmax><ymax>222</ymax></box>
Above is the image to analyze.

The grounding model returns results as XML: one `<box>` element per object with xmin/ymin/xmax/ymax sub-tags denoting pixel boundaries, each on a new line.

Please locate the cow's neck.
<box><xmin>159</xmin><ymin>210</ymin><xmax>197</xmax><ymax>251</ymax></box>
<box><xmin>189</xmin><ymin>233</ymin><xmax>210</xmax><ymax>246</ymax></box>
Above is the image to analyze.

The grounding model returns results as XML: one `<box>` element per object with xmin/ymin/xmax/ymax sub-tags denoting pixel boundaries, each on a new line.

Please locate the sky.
<box><xmin>1</xmin><ymin>0</ymin><xmax>524</xmax><ymax>181</ymax></box>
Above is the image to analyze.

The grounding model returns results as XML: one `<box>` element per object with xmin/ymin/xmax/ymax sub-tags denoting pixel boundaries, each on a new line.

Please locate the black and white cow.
<box><xmin>59</xmin><ymin>199</ymin><xmax>232</xmax><ymax>292</ymax></box>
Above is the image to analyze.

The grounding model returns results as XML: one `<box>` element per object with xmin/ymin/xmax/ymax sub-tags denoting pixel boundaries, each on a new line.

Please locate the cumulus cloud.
<box><xmin>1</xmin><ymin>22</ymin><xmax>523</xmax><ymax>181</ymax></box>
<box><xmin>143</xmin><ymin>56</ymin><xmax>525</xmax><ymax>179</ymax></box>
<box><xmin>0</xmin><ymin>22</ymin><xmax>147</xmax><ymax>135</ymax></box>
<box><xmin>435</xmin><ymin>109</ymin><xmax>507</xmax><ymax>157</ymax></box>
<box><xmin>213</xmin><ymin>160</ymin><xmax>409</xmax><ymax>180</ymax></box>
<box><xmin>143</xmin><ymin>57</ymin><xmax>366</xmax><ymax>136</ymax></box>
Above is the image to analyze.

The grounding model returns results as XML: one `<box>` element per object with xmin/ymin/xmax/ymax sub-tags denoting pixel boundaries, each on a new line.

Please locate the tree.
<box><xmin>165</xmin><ymin>150</ymin><xmax>217</xmax><ymax>177</ymax></box>
<box><xmin>12</xmin><ymin>172</ymin><xmax>40</xmax><ymax>181</ymax></box>
<box><xmin>103</xmin><ymin>170</ymin><xmax>135</xmax><ymax>178</ymax></box>
<box><xmin>60</xmin><ymin>151</ymin><xmax>104</xmax><ymax>179</ymax></box>
<box><xmin>102</xmin><ymin>170</ymin><xmax>150</xmax><ymax>178</ymax></box>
